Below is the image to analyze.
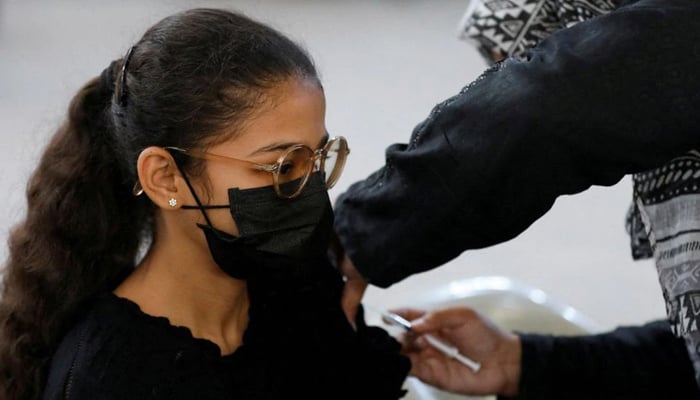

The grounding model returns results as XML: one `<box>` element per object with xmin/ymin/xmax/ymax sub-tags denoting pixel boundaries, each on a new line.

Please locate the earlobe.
<box><xmin>136</xmin><ymin>146</ymin><xmax>182</xmax><ymax>210</ymax></box>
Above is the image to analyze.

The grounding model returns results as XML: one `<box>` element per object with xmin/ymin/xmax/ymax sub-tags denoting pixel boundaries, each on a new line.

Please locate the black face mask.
<box><xmin>182</xmin><ymin>172</ymin><xmax>334</xmax><ymax>281</ymax></box>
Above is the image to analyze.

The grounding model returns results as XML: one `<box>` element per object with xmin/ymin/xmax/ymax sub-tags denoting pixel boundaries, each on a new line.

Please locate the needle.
<box><xmin>376</xmin><ymin>308</ymin><xmax>481</xmax><ymax>373</ymax></box>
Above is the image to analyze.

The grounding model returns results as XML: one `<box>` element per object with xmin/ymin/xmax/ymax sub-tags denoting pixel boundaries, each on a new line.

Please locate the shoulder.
<box><xmin>42</xmin><ymin>294</ymin><xmax>189</xmax><ymax>400</ymax></box>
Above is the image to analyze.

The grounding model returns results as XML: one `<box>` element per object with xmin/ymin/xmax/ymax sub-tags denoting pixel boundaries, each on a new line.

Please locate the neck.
<box><xmin>115</xmin><ymin>225</ymin><xmax>249</xmax><ymax>356</ymax></box>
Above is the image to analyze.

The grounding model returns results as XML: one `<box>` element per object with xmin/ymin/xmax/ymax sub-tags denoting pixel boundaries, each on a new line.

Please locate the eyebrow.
<box><xmin>248</xmin><ymin>133</ymin><xmax>330</xmax><ymax>156</ymax></box>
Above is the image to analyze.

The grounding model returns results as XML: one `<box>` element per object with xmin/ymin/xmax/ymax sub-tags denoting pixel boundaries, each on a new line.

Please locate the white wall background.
<box><xmin>0</xmin><ymin>0</ymin><xmax>665</xmax><ymax>330</ymax></box>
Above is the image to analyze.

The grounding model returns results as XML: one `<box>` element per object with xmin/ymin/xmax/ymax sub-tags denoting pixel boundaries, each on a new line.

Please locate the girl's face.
<box><xmin>190</xmin><ymin>78</ymin><xmax>328</xmax><ymax>237</ymax></box>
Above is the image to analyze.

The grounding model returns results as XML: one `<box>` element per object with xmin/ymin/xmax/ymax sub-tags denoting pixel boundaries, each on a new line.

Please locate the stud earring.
<box><xmin>168</xmin><ymin>198</ymin><xmax>178</xmax><ymax>208</ymax></box>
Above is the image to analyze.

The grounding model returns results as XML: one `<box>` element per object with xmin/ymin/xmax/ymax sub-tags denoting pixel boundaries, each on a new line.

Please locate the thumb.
<box><xmin>342</xmin><ymin>276</ymin><xmax>367</xmax><ymax>324</ymax></box>
<box><xmin>338</xmin><ymin>254</ymin><xmax>369</xmax><ymax>325</ymax></box>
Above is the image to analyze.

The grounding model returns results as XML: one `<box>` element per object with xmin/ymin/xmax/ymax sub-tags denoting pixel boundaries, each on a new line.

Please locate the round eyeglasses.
<box><xmin>164</xmin><ymin>136</ymin><xmax>350</xmax><ymax>199</ymax></box>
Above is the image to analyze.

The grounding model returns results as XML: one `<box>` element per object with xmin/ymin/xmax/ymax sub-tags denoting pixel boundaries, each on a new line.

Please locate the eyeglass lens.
<box><xmin>276</xmin><ymin>146</ymin><xmax>314</xmax><ymax>198</ymax></box>
<box><xmin>276</xmin><ymin>137</ymin><xmax>348</xmax><ymax>198</ymax></box>
<box><xmin>322</xmin><ymin>138</ymin><xmax>346</xmax><ymax>189</ymax></box>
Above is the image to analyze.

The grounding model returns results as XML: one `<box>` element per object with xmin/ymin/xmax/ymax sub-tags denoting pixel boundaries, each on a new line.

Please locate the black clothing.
<box><xmin>505</xmin><ymin>321</ymin><xmax>700</xmax><ymax>399</ymax></box>
<box><xmin>333</xmin><ymin>0</ymin><xmax>700</xmax><ymax>397</ymax></box>
<box><xmin>43</xmin><ymin>261</ymin><xmax>409</xmax><ymax>399</ymax></box>
<box><xmin>334</xmin><ymin>0</ymin><xmax>700</xmax><ymax>288</ymax></box>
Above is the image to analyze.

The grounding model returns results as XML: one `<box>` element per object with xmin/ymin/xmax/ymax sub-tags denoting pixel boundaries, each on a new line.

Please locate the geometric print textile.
<box><xmin>634</xmin><ymin>152</ymin><xmax>700</xmax><ymax>386</ymax></box>
<box><xmin>458</xmin><ymin>0</ymin><xmax>620</xmax><ymax>63</ymax></box>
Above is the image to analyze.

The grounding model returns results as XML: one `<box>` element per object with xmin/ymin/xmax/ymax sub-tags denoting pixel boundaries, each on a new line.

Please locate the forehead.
<box><xmin>210</xmin><ymin>78</ymin><xmax>326</xmax><ymax>157</ymax></box>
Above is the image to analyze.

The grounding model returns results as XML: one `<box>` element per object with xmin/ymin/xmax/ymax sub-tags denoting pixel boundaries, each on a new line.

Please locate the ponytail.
<box><xmin>0</xmin><ymin>64</ymin><xmax>149</xmax><ymax>399</ymax></box>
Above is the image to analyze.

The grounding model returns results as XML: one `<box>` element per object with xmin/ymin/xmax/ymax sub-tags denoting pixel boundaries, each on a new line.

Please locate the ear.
<box><xmin>136</xmin><ymin>146</ymin><xmax>185</xmax><ymax>210</ymax></box>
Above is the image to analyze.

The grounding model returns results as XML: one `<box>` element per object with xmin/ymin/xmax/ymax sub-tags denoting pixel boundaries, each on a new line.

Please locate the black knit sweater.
<box><xmin>43</xmin><ymin>261</ymin><xmax>410</xmax><ymax>400</ymax></box>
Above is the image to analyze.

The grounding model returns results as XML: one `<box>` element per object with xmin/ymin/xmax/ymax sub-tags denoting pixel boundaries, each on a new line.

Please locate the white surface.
<box><xmin>1</xmin><ymin>0</ymin><xmax>665</xmax><ymax>332</ymax></box>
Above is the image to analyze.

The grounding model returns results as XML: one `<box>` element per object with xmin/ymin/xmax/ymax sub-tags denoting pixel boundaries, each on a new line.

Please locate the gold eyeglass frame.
<box><xmin>158</xmin><ymin>136</ymin><xmax>349</xmax><ymax>199</ymax></box>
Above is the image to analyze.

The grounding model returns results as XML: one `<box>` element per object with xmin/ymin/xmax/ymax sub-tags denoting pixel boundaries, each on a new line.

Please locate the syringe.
<box><xmin>381</xmin><ymin>309</ymin><xmax>481</xmax><ymax>373</ymax></box>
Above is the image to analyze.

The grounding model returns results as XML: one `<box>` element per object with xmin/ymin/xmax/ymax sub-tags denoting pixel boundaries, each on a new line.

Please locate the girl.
<box><xmin>0</xmin><ymin>8</ymin><xmax>408</xmax><ymax>400</ymax></box>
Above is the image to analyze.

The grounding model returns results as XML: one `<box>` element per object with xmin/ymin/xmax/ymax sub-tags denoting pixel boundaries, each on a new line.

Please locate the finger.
<box><xmin>339</xmin><ymin>254</ymin><xmax>363</xmax><ymax>280</ymax></box>
<box><xmin>341</xmin><ymin>276</ymin><xmax>368</xmax><ymax>324</ymax></box>
<box><xmin>410</xmin><ymin>307</ymin><xmax>478</xmax><ymax>334</ymax></box>
<box><xmin>408</xmin><ymin>352</ymin><xmax>448</xmax><ymax>385</ymax></box>
<box><xmin>338</xmin><ymin>254</ymin><xmax>368</xmax><ymax>324</ymax></box>
<box><xmin>407</xmin><ymin>353</ymin><xmax>433</xmax><ymax>379</ymax></box>
<box><xmin>407</xmin><ymin>351</ymin><xmax>435</xmax><ymax>377</ymax></box>
<box><xmin>399</xmin><ymin>332</ymin><xmax>427</xmax><ymax>354</ymax></box>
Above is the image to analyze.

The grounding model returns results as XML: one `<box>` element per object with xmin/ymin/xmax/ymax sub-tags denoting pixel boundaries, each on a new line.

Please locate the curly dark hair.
<box><xmin>0</xmin><ymin>8</ymin><xmax>318</xmax><ymax>399</ymax></box>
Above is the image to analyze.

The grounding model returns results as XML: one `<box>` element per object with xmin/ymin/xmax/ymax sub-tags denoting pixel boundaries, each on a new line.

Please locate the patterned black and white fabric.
<box><xmin>458</xmin><ymin>0</ymin><xmax>619</xmax><ymax>62</ymax></box>
<box><xmin>459</xmin><ymin>0</ymin><xmax>700</xmax><ymax>386</ymax></box>
<box><xmin>633</xmin><ymin>152</ymin><xmax>700</xmax><ymax>383</ymax></box>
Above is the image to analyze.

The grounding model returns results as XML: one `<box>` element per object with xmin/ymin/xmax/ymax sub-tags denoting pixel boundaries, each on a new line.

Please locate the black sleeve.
<box><xmin>334</xmin><ymin>0</ymin><xmax>700</xmax><ymax>287</ymax></box>
<box><xmin>499</xmin><ymin>320</ymin><xmax>700</xmax><ymax>399</ymax></box>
